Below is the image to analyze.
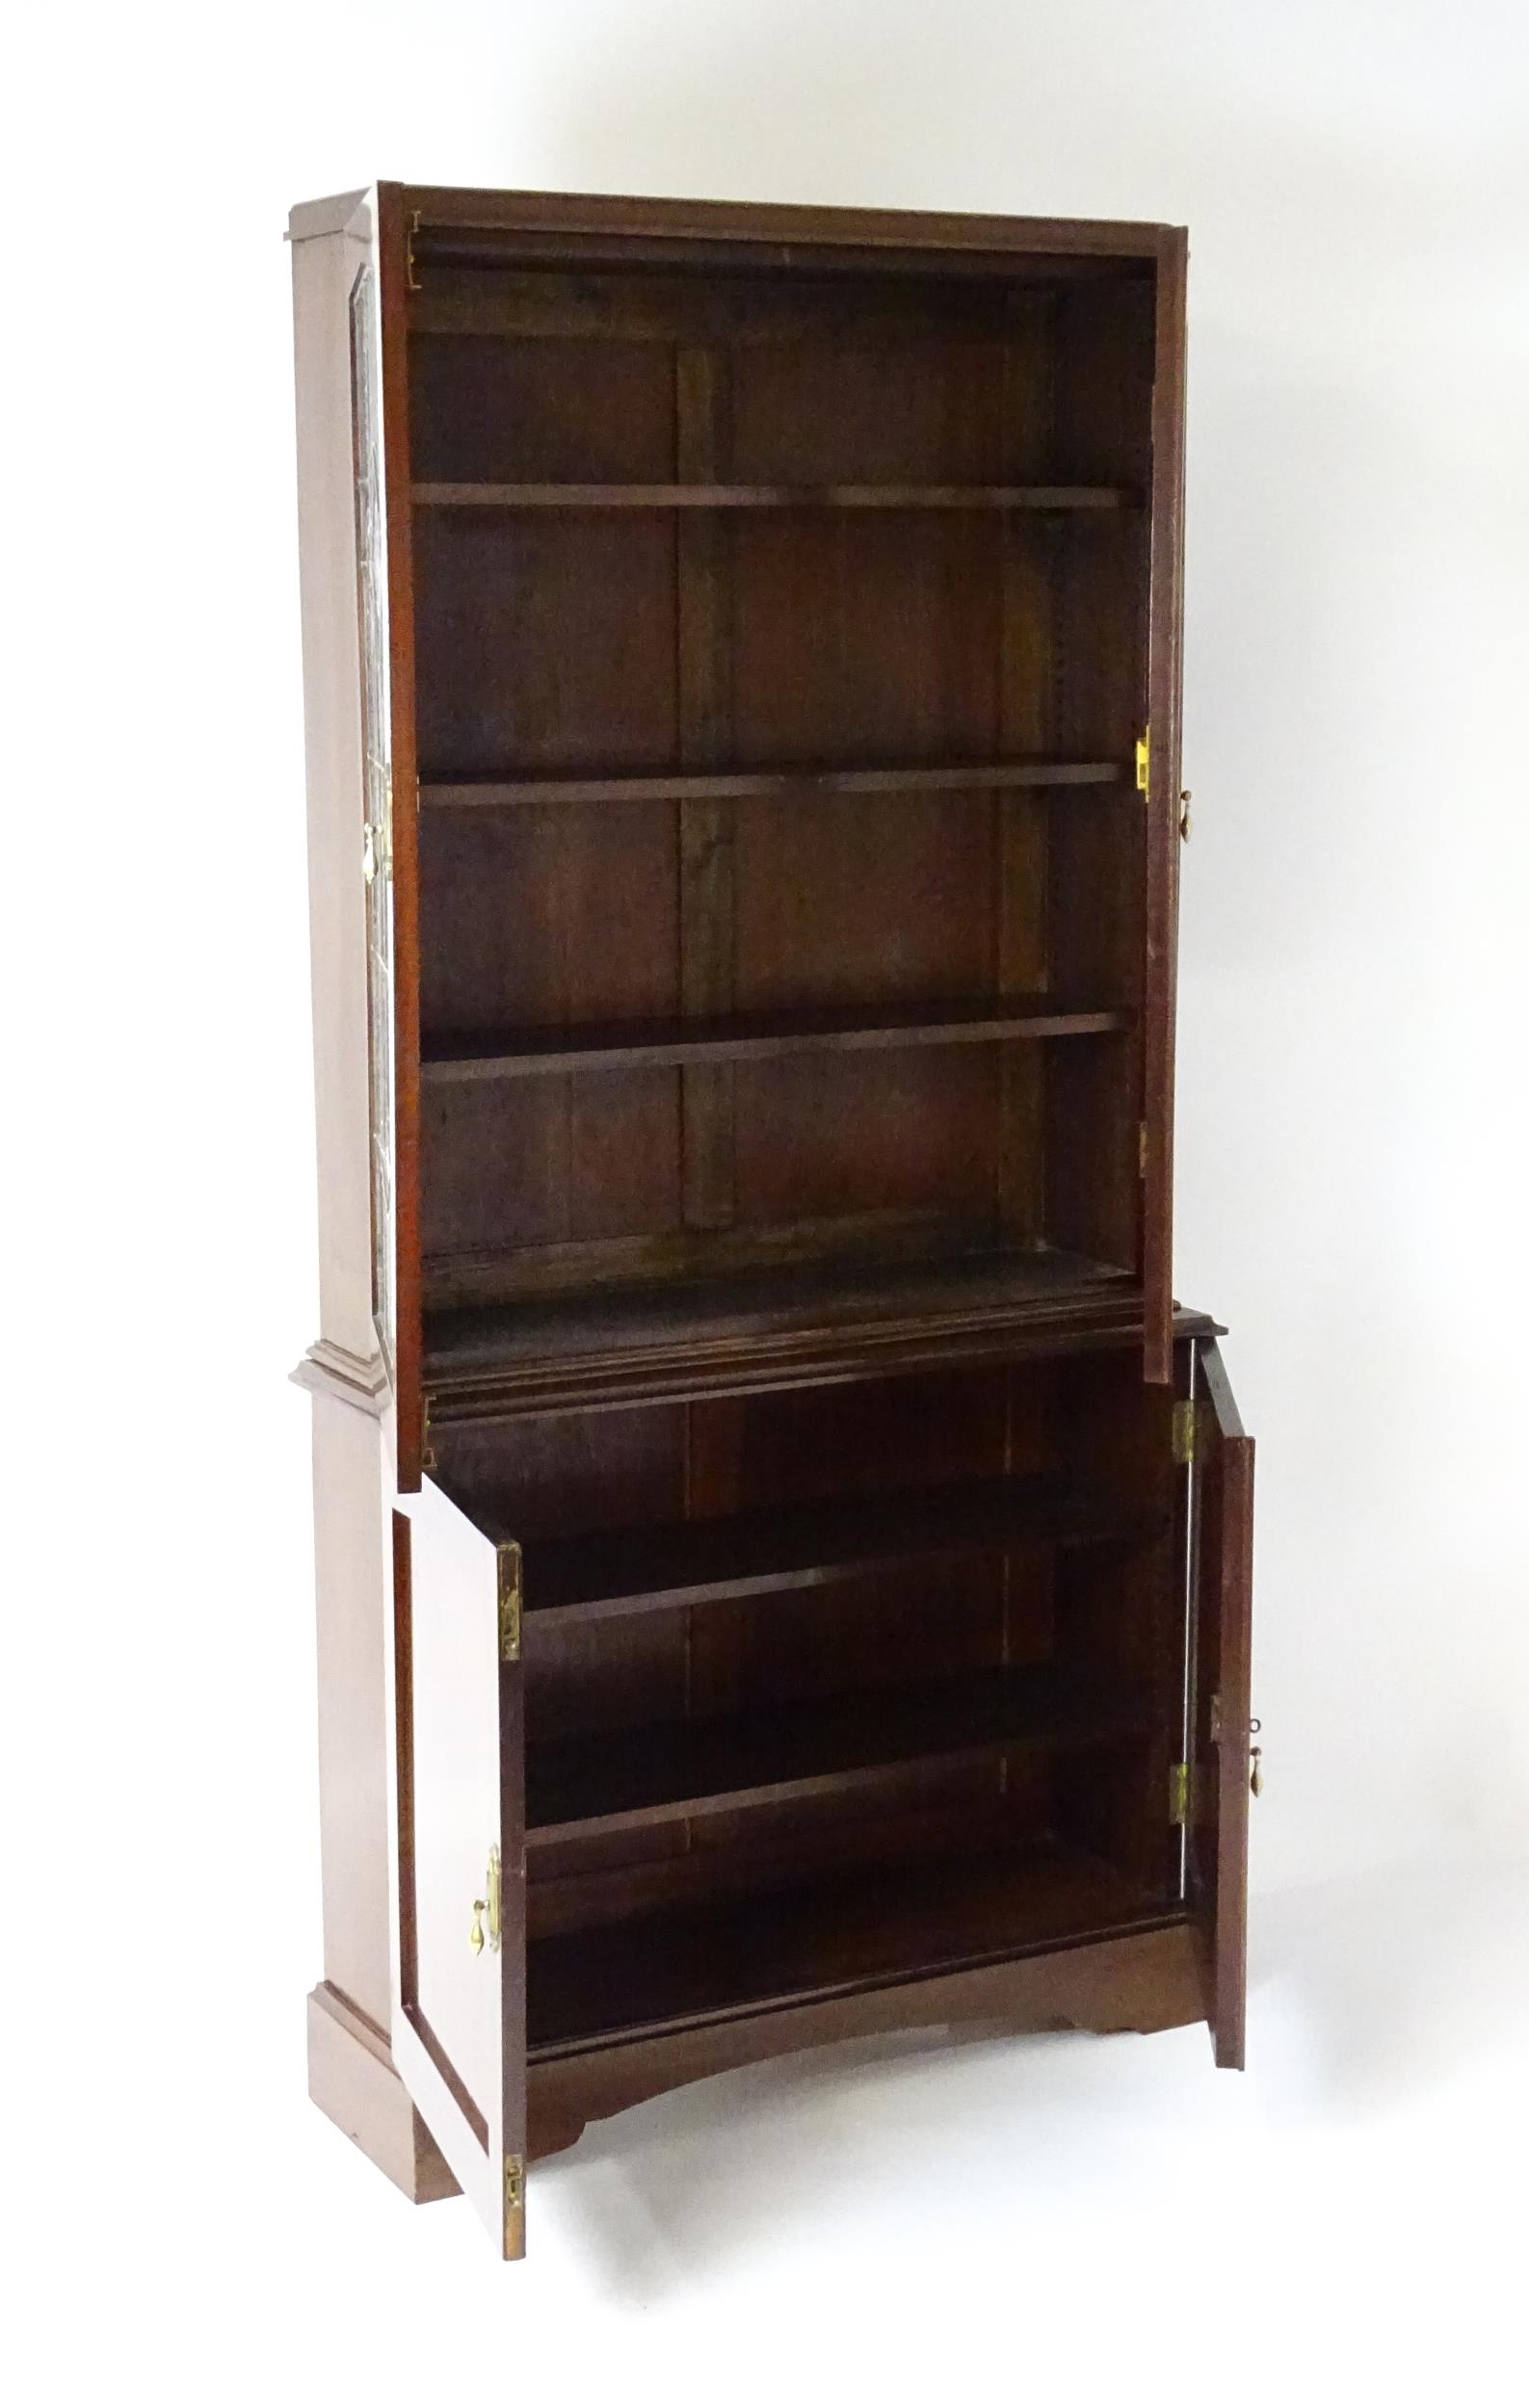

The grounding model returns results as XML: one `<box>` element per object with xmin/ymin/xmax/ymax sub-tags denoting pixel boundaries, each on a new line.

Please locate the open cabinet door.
<box><xmin>390</xmin><ymin>1481</ymin><xmax>527</xmax><ymax>2257</ymax></box>
<box><xmin>1186</xmin><ymin>1339</ymin><xmax>1255</xmax><ymax>2068</ymax></box>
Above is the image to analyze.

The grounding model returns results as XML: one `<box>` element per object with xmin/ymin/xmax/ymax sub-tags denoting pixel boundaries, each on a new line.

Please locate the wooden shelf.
<box><xmin>421</xmin><ymin>759</ymin><xmax>1123</xmax><ymax>807</ymax></box>
<box><xmin>422</xmin><ymin>997</ymin><xmax>1130</xmax><ymax>1085</ymax></box>
<box><xmin>414</xmin><ymin>481</ymin><xmax>1137</xmax><ymax>511</ymax></box>
<box><xmin>528</xmin><ymin>1842</ymin><xmax>1175</xmax><ymax>2049</ymax></box>
<box><xmin>526</xmin><ymin>1663</ymin><xmax>1155</xmax><ymax>1845</ymax></box>
<box><xmin>424</xmin><ymin>1251</ymin><xmax>1173</xmax><ymax>1422</ymax></box>
<box><xmin>511</xmin><ymin>1475</ymin><xmax>1168</xmax><ymax>1629</ymax></box>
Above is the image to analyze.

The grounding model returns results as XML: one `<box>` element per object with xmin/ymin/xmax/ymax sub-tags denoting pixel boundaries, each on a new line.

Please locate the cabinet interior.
<box><xmin>433</xmin><ymin>1347</ymin><xmax>1184</xmax><ymax>2050</ymax></box>
<box><xmin>409</xmin><ymin>252</ymin><xmax>1159</xmax><ymax>1336</ymax></box>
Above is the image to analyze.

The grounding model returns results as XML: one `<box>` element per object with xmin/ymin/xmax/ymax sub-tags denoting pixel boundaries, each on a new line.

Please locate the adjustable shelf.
<box><xmin>507</xmin><ymin>1474</ymin><xmax>1169</xmax><ymax>1629</ymax></box>
<box><xmin>526</xmin><ymin>1663</ymin><xmax>1156</xmax><ymax>1845</ymax></box>
<box><xmin>528</xmin><ymin>1842</ymin><xmax>1175</xmax><ymax>2051</ymax></box>
<box><xmin>422</xmin><ymin>997</ymin><xmax>1131</xmax><ymax>1085</ymax></box>
<box><xmin>420</xmin><ymin>758</ymin><xmax>1124</xmax><ymax>808</ymax></box>
<box><xmin>413</xmin><ymin>481</ymin><xmax>1138</xmax><ymax>511</ymax></box>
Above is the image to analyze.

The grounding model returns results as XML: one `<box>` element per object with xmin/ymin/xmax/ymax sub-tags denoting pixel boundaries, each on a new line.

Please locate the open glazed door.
<box><xmin>350</xmin><ymin>185</ymin><xmax>423</xmax><ymax>1485</ymax></box>
<box><xmin>1140</xmin><ymin>227</ymin><xmax>1188</xmax><ymax>1384</ymax></box>
<box><xmin>1186</xmin><ymin>1339</ymin><xmax>1255</xmax><ymax>2067</ymax></box>
<box><xmin>390</xmin><ymin>1482</ymin><xmax>527</xmax><ymax>2257</ymax></box>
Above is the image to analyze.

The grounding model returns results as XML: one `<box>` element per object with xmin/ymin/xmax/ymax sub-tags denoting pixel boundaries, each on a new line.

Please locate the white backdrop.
<box><xmin>9</xmin><ymin>0</ymin><xmax>1528</xmax><ymax>2390</ymax></box>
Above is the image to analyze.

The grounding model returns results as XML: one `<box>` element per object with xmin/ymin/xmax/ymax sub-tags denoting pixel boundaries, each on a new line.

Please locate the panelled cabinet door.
<box><xmin>390</xmin><ymin>1483</ymin><xmax>527</xmax><ymax>2257</ymax></box>
<box><xmin>1186</xmin><ymin>1339</ymin><xmax>1255</xmax><ymax>2068</ymax></box>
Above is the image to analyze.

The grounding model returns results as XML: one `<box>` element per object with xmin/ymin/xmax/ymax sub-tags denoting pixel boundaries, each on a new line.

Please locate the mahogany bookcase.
<box><xmin>290</xmin><ymin>183</ymin><xmax>1255</xmax><ymax>2259</ymax></box>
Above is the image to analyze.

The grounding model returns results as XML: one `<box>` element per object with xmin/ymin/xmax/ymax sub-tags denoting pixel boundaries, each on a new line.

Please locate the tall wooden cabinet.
<box><xmin>290</xmin><ymin>183</ymin><xmax>1255</xmax><ymax>2259</ymax></box>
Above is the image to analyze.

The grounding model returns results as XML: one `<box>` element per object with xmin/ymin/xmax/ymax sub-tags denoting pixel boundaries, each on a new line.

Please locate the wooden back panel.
<box><xmin>431</xmin><ymin>1343</ymin><xmax>1187</xmax><ymax>2034</ymax></box>
<box><xmin>387</xmin><ymin>223</ymin><xmax>1173</xmax><ymax>1343</ymax></box>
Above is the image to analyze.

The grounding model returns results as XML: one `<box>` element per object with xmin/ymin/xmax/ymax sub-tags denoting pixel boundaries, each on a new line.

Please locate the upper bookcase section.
<box><xmin>290</xmin><ymin>187</ymin><xmax>1188</xmax><ymax>1477</ymax></box>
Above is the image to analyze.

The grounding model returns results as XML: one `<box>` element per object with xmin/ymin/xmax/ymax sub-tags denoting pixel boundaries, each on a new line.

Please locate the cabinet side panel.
<box><xmin>311</xmin><ymin>1389</ymin><xmax>393</xmax><ymax>2029</ymax></box>
<box><xmin>292</xmin><ymin>203</ymin><xmax>377</xmax><ymax>1363</ymax></box>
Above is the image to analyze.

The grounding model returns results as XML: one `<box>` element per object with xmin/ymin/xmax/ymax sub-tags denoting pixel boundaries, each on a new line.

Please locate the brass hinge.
<box><xmin>504</xmin><ymin>2152</ymin><xmax>526</xmax><ymax>2252</ymax></box>
<box><xmin>1138</xmin><ymin>1120</ymin><xmax>1148</xmax><ymax>1179</ymax></box>
<box><xmin>420</xmin><ymin>1396</ymin><xmax>435</xmax><ymax>1476</ymax></box>
<box><xmin>1135</xmin><ymin>727</ymin><xmax>1150</xmax><ymax>792</ymax></box>
<box><xmin>497</xmin><ymin>1540</ymin><xmax>522</xmax><ymax>1662</ymax></box>
<box><xmin>1169</xmin><ymin>1761</ymin><xmax>1194</xmax><ymax>1825</ymax></box>
<box><xmin>406</xmin><ymin>207</ymin><xmax>423</xmax><ymax>292</ymax></box>
<box><xmin>1173</xmin><ymin>1399</ymin><xmax>1198</xmax><ymax>1465</ymax></box>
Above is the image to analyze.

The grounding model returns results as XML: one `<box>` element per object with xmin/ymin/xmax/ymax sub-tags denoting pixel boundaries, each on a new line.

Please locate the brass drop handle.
<box><xmin>469</xmin><ymin>1842</ymin><xmax>503</xmax><ymax>1956</ymax></box>
<box><xmin>1249</xmin><ymin>1716</ymin><xmax>1263</xmax><ymax>1798</ymax></box>
<box><xmin>1178</xmin><ymin>789</ymin><xmax>1193</xmax><ymax>842</ymax></box>
<box><xmin>362</xmin><ymin>818</ymin><xmax>390</xmax><ymax>886</ymax></box>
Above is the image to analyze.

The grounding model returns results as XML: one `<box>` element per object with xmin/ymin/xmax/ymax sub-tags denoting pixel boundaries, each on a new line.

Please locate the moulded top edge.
<box><xmin>287</xmin><ymin>187</ymin><xmax>373</xmax><ymax>243</ymax></box>
<box><xmin>358</xmin><ymin>180</ymin><xmax>1182</xmax><ymax>259</ymax></box>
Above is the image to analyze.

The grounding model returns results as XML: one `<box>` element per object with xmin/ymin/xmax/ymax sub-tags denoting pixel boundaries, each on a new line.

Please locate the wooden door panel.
<box><xmin>391</xmin><ymin>1480</ymin><xmax>526</xmax><ymax>2256</ymax></box>
<box><xmin>1187</xmin><ymin>1339</ymin><xmax>1254</xmax><ymax>2068</ymax></box>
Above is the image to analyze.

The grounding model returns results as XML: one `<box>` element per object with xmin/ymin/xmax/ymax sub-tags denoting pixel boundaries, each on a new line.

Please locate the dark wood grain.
<box><xmin>527</xmin><ymin>1662</ymin><xmax>1157</xmax><ymax>1844</ymax></box>
<box><xmin>507</xmin><ymin>1472</ymin><xmax>1170</xmax><ymax>1624</ymax></box>
<box><xmin>425</xmin><ymin>1277</ymin><xmax>1220</xmax><ymax>1426</ymax></box>
<box><xmin>410</xmin><ymin>260</ymin><xmax>1137</xmax><ymax>350</ymax></box>
<box><xmin>293</xmin><ymin>184</ymin><xmax>1246</xmax><ymax>2249</ymax></box>
<box><xmin>401</xmin><ymin>182</ymin><xmax>1172</xmax><ymax>263</ymax></box>
<box><xmin>1191</xmin><ymin>1339</ymin><xmax>1255</xmax><ymax>2069</ymax></box>
<box><xmin>405</xmin><ymin>229</ymin><xmax>1160</xmax><ymax>1315</ymax></box>
<box><xmin>528</xmin><ymin>1841</ymin><xmax>1172</xmax><ymax>2047</ymax></box>
<box><xmin>421</xmin><ymin>997</ymin><xmax>1132</xmax><ymax>1082</ymax></box>
<box><xmin>499</xmin><ymin>1598</ymin><xmax>529</xmax><ymax>2256</ymax></box>
<box><xmin>525</xmin><ymin>1921</ymin><xmax>1201</xmax><ymax>2153</ymax></box>
<box><xmin>413</xmin><ymin>510</ymin><xmax>677</xmax><ymax>781</ymax></box>
<box><xmin>409</xmin><ymin>331</ymin><xmax>675</xmax><ymax>485</ymax></box>
<box><xmin>994</xmin><ymin>319</ymin><xmax>1054</xmax><ymax>1250</ymax></box>
<box><xmin>414</xmin><ymin>481</ymin><xmax>1137</xmax><ymax>509</ymax></box>
<box><xmin>421</xmin><ymin>759</ymin><xmax>1122</xmax><ymax>806</ymax></box>
<box><xmin>425</xmin><ymin>1251</ymin><xmax>1148</xmax><ymax>1412</ymax></box>
<box><xmin>674</xmin><ymin>341</ymin><xmax>737</xmax><ymax>1231</ymax></box>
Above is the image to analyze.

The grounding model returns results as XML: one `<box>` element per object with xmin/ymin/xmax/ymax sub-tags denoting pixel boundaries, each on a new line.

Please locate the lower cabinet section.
<box><xmin>379</xmin><ymin>1326</ymin><xmax>1254</xmax><ymax>2259</ymax></box>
